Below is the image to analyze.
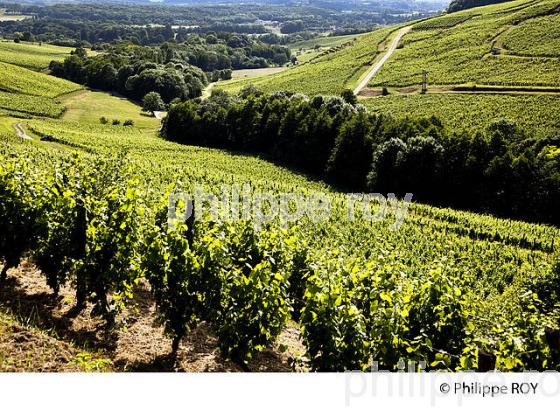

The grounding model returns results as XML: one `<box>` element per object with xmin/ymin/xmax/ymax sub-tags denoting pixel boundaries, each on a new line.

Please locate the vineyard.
<box><xmin>0</xmin><ymin>113</ymin><xmax>557</xmax><ymax>371</ymax></box>
<box><xmin>370</xmin><ymin>0</ymin><xmax>560</xmax><ymax>88</ymax></box>
<box><xmin>0</xmin><ymin>61</ymin><xmax>82</xmax><ymax>98</ymax></box>
<box><xmin>362</xmin><ymin>93</ymin><xmax>560</xmax><ymax>138</ymax></box>
<box><xmin>215</xmin><ymin>25</ymin><xmax>405</xmax><ymax>96</ymax></box>
<box><xmin>413</xmin><ymin>14</ymin><xmax>476</xmax><ymax>29</ymax></box>
<box><xmin>0</xmin><ymin>91</ymin><xmax>65</xmax><ymax>118</ymax></box>
<box><xmin>0</xmin><ymin>2</ymin><xmax>559</xmax><ymax>373</ymax></box>
<box><xmin>501</xmin><ymin>12</ymin><xmax>560</xmax><ymax>56</ymax></box>
<box><xmin>0</xmin><ymin>41</ymin><xmax>74</xmax><ymax>71</ymax></box>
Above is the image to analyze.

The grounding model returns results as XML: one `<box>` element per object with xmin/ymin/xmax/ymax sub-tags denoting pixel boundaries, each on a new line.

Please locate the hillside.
<box><xmin>0</xmin><ymin>5</ymin><xmax>559</xmax><ymax>377</ymax></box>
<box><xmin>0</xmin><ymin>61</ymin><xmax>81</xmax><ymax>98</ymax></box>
<box><xmin>218</xmin><ymin>0</ymin><xmax>560</xmax><ymax>95</ymax></box>
<box><xmin>371</xmin><ymin>0</ymin><xmax>560</xmax><ymax>88</ymax></box>
<box><xmin>215</xmin><ymin>0</ymin><xmax>560</xmax><ymax>137</ymax></box>
<box><xmin>0</xmin><ymin>41</ymin><xmax>74</xmax><ymax>71</ymax></box>
<box><xmin>215</xmin><ymin>24</ymin><xmax>406</xmax><ymax>95</ymax></box>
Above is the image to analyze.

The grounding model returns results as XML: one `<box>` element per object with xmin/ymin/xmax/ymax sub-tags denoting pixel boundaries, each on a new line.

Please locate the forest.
<box><xmin>0</xmin><ymin>2</ymin><xmax>433</xmax><ymax>47</ymax></box>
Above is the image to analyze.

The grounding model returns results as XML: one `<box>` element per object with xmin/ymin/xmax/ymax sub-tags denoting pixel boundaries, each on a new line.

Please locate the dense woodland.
<box><xmin>0</xmin><ymin>2</ymin><xmax>434</xmax><ymax>47</ymax></box>
<box><xmin>163</xmin><ymin>88</ymin><xmax>560</xmax><ymax>225</ymax></box>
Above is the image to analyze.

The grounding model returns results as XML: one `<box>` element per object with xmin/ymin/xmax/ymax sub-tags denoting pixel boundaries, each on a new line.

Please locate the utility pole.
<box><xmin>421</xmin><ymin>70</ymin><xmax>427</xmax><ymax>94</ymax></box>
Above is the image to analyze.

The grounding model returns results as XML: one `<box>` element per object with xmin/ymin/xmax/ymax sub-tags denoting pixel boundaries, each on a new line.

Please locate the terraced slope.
<box><xmin>362</xmin><ymin>93</ymin><xmax>560</xmax><ymax>138</ymax></box>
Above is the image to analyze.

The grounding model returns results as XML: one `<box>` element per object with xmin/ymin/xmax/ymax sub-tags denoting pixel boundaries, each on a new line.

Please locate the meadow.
<box><xmin>289</xmin><ymin>33</ymin><xmax>362</xmax><ymax>53</ymax></box>
<box><xmin>59</xmin><ymin>91</ymin><xmax>160</xmax><ymax>130</ymax></box>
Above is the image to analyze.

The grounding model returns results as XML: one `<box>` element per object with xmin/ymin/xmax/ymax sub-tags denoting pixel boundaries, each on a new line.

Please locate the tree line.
<box><xmin>448</xmin><ymin>0</ymin><xmax>511</xmax><ymax>13</ymax></box>
<box><xmin>0</xmin><ymin>2</ymin><xmax>423</xmax><ymax>47</ymax></box>
<box><xmin>49</xmin><ymin>38</ymin><xmax>290</xmax><ymax>104</ymax></box>
<box><xmin>162</xmin><ymin>88</ymin><xmax>560</xmax><ymax>225</ymax></box>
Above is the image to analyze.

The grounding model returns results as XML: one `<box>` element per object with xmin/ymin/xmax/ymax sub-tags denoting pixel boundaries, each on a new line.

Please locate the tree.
<box><xmin>72</xmin><ymin>47</ymin><xmax>88</xmax><ymax>59</ymax></box>
<box><xmin>341</xmin><ymin>89</ymin><xmax>357</xmax><ymax>106</ymax></box>
<box><xmin>142</xmin><ymin>92</ymin><xmax>165</xmax><ymax>115</ymax></box>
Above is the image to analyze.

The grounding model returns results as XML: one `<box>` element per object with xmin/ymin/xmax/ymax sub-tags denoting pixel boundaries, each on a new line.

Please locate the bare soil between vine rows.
<box><xmin>0</xmin><ymin>261</ymin><xmax>305</xmax><ymax>372</ymax></box>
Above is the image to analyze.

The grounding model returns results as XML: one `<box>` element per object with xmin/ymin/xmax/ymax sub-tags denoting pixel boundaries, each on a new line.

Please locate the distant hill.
<box><xmin>448</xmin><ymin>0</ymin><xmax>513</xmax><ymax>13</ymax></box>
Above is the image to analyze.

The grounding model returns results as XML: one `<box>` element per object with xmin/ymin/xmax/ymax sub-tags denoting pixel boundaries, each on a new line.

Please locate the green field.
<box><xmin>289</xmin><ymin>33</ymin><xmax>362</xmax><ymax>52</ymax></box>
<box><xmin>231</xmin><ymin>67</ymin><xmax>288</xmax><ymax>79</ymax></box>
<box><xmin>0</xmin><ymin>41</ymin><xmax>74</xmax><ymax>71</ymax></box>
<box><xmin>370</xmin><ymin>0</ymin><xmax>560</xmax><ymax>88</ymax></box>
<box><xmin>0</xmin><ymin>9</ymin><xmax>31</xmax><ymax>22</ymax></box>
<box><xmin>362</xmin><ymin>93</ymin><xmax>560</xmax><ymax>137</ymax></box>
<box><xmin>60</xmin><ymin>91</ymin><xmax>160</xmax><ymax>130</ymax></box>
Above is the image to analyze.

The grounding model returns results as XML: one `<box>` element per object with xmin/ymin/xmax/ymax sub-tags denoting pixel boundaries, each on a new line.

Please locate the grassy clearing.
<box><xmin>0</xmin><ymin>10</ymin><xmax>31</xmax><ymax>22</ymax></box>
<box><xmin>60</xmin><ymin>90</ymin><xmax>161</xmax><ymax>130</ymax></box>
<box><xmin>231</xmin><ymin>67</ymin><xmax>288</xmax><ymax>79</ymax></box>
<box><xmin>289</xmin><ymin>33</ymin><xmax>362</xmax><ymax>52</ymax></box>
<box><xmin>0</xmin><ymin>41</ymin><xmax>74</xmax><ymax>71</ymax></box>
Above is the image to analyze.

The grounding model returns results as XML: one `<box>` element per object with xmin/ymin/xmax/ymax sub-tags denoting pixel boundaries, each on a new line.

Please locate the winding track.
<box><xmin>353</xmin><ymin>26</ymin><xmax>412</xmax><ymax>96</ymax></box>
<box><xmin>202</xmin><ymin>81</ymin><xmax>216</xmax><ymax>99</ymax></box>
<box><xmin>13</xmin><ymin>122</ymin><xmax>34</xmax><ymax>141</ymax></box>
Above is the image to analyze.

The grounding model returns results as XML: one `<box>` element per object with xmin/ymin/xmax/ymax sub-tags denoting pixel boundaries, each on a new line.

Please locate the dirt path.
<box><xmin>13</xmin><ymin>122</ymin><xmax>34</xmax><ymax>141</ymax></box>
<box><xmin>153</xmin><ymin>111</ymin><xmax>167</xmax><ymax>120</ymax></box>
<box><xmin>202</xmin><ymin>82</ymin><xmax>216</xmax><ymax>99</ymax></box>
<box><xmin>353</xmin><ymin>26</ymin><xmax>412</xmax><ymax>95</ymax></box>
